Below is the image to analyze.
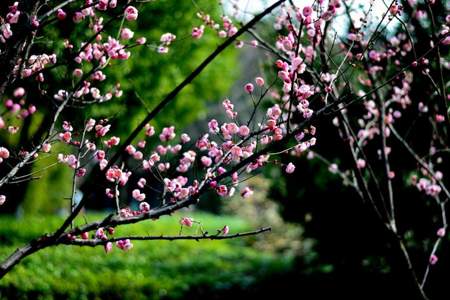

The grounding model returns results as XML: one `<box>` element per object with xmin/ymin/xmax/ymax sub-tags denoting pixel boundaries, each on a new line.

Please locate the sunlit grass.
<box><xmin>0</xmin><ymin>212</ymin><xmax>293</xmax><ymax>299</ymax></box>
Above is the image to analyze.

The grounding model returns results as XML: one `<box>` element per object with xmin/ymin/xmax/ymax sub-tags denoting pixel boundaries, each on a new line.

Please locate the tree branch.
<box><xmin>62</xmin><ymin>227</ymin><xmax>272</xmax><ymax>247</ymax></box>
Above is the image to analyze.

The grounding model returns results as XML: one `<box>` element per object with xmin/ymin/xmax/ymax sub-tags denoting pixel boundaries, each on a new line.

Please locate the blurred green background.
<box><xmin>1</xmin><ymin>0</ymin><xmax>450</xmax><ymax>299</ymax></box>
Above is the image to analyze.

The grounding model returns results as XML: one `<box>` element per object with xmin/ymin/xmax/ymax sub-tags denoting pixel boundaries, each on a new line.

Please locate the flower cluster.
<box><xmin>0</xmin><ymin>2</ymin><xmax>20</xmax><ymax>43</ymax></box>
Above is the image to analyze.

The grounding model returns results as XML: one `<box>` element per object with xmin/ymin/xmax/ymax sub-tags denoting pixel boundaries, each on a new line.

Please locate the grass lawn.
<box><xmin>0</xmin><ymin>211</ymin><xmax>294</xmax><ymax>299</ymax></box>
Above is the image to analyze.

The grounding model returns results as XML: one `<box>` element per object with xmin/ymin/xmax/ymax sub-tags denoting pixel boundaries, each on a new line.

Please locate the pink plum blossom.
<box><xmin>56</xmin><ymin>9</ymin><xmax>66</xmax><ymax>20</ymax></box>
<box><xmin>124</xmin><ymin>6</ymin><xmax>138</xmax><ymax>21</ymax></box>
<box><xmin>222</xmin><ymin>225</ymin><xmax>230</xmax><ymax>235</ymax></box>
<box><xmin>244</xmin><ymin>83</ymin><xmax>254</xmax><ymax>94</ymax></box>
<box><xmin>120</xmin><ymin>28</ymin><xmax>134</xmax><ymax>40</ymax></box>
<box><xmin>132</xmin><ymin>189</ymin><xmax>146</xmax><ymax>201</ymax></box>
<box><xmin>430</xmin><ymin>254</ymin><xmax>438</xmax><ymax>265</ymax></box>
<box><xmin>255</xmin><ymin>77</ymin><xmax>265</xmax><ymax>86</ymax></box>
<box><xmin>180</xmin><ymin>217</ymin><xmax>194</xmax><ymax>227</ymax></box>
<box><xmin>285</xmin><ymin>162</ymin><xmax>296</xmax><ymax>174</ymax></box>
